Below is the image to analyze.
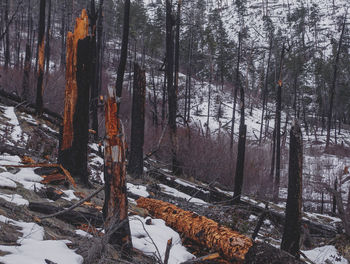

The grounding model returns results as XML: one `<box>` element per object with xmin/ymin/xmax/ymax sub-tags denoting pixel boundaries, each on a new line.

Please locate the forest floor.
<box><xmin>0</xmin><ymin>100</ymin><xmax>349</xmax><ymax>263</ymax></box>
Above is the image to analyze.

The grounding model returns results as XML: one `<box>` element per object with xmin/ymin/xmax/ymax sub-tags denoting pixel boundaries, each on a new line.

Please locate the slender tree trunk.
<box><xmin>4</xmin><ymin>0</ymin><xmax>10</xmax><ymax>70</ymax></box>
<box><xmin>230</xmin><ymin>32</ymin><xmax>241</xmax><ymax>150</ymax></box>
<box><xmin>233</xmin><ymin>35</ymin><xmax>246</xmax><ymax>204</ymax></box>
<box><xmin>128</xmin><ymin>63</ymin><xmax>146</xmax><ymax>178</ymax></box>
<box><xmin>103</xmin><ymin>86</ymin><xmax>132</xmax><ymax>256</ymax></box>
<box><xmin>45</xmin><ymin>0</ymin><xmax>52</xmax><ymax>75</ymax></box>
<box><xmin>326</xmin><ymin>15</ymin><xmax>346</xmax><ymax>150</ymax></box>
<box><xmin>166</xmin><ymin>0</ymin><xmax>180</xmax><ymax>175</ymax></box>
<box><xmin>96</xmin><ymin>0</ymin><xmax>104</xmax><ymax>97</ymax></box>
<box><xmin>273</xmin><ymin>44</ymin><xmax>285</xmax><ymax>202</ymax></box>
<box><xmin>22</xmin><ymin>43</ymin><xmax>31</xmax><ymax>101</ymax></box>
<box><xmin>115</xmin><ymin>0</ymin><xmax>130</xmax><ymax>115</ymax></box>
<box><xmin>60</xmin><ymin>0</ymin><xmax>66</xmax><ymax>69</ymax></box>
<box><xmin>333</xmin><ymin>178</ymin><xmax>338</xmax><ymax>214</ymax></box>
<box><xmin>35</xmin><ymin>0</ymin><xmax>46</xmax><ymax>115</ymax></box>
<box><xmin>89</xmin><ymin>0</ymin><xmax>99</xmax><ymax>140</ymax></box>
<box><xmin>281</xmin><ymin>121</ymin><xmax>303</xmax><ymax>258</ymax></box>
<box><xmin>259</xmin><ymin>38</ymin><xmax>272</xmax><ymax>144</ymax></box>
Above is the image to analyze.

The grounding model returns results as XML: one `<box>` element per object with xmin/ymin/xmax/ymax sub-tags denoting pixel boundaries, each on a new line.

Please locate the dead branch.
<box><xmin>39</xmin><ymin>185</ymin><xmax>104</xmax><ymax>220</ymax></box>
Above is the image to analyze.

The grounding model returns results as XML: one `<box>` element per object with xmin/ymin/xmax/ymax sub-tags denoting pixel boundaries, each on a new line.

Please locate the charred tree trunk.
<box><xmin>166</xmin><ymin>0</ymin><xmax>180</xmax><ymax>175</ymax></box>
<box><xmin>103</xmin><ymin>87</ymin><xmax>132</xmax><ymax>255</ymax></box>
<box><xmin>230</xmin><ymin>32</ymin><xmax>241</xmax><ymax>150</ymax></box>
<box><xmin>326</xmin><ymin>16</ymin><xmax>346</xmax><ymax>150</ymax></box>
<box><xmin>259</xmin><ymin>38</ymin><xmax>272</xmax><ymax>145</ymax></box>
<box><xmin>281</xmin><ymin>121</ymin><xmax>303</xmax><ymax>258</ymax></box>
<box><xmin>174</xmin><ymin>0</ymin><xmax>181</xmax><ymax>103</ymax></box>
<box><xmin>233</xmin><ymin>51</ymin><xmax>246</xmax><ymax>204</ymax></box>
<box><xmin>89</xmin><ymin>0</ymin><xmax>99</xmax><ymax>140</ymax></box>
<box><xmin>59</xmin><ymin>10</ymin><xmax>90</xmax><ymax>186</ymax></box>
<box><xmin>45</xmin><ymin>0</ymin><xmax>52</xmax><ymax>75</ymax></box>
<box><xmin>22</xmin><ymin>43</ymin><xmax>31</xmax><ymax>101</ymax></box>
<box><xmin>35</xmin><ymin>0</ymin><xmax>46</xmax><ymax>115</ymax></box>
<box><xmin>4</xmin><ymin>0</ymin><xmax>10</xmax><ymax>70</ymax></box>
<box><xmin>273</xmin><ymin>44</ymin><xmax>285</xmax><ymax>202</ymax></box>
<box><xmin>60</xmin><ymin>0</ymin><xmax>66</xmax><ymax>69</ymax></box>
<box><xmin>115</xmin><ymin>0</ymin><xmax>130</xmax><ymax>115</ymax></box>
<box><xmin>96</xmin><ymin>0</ymin><xmax>104</xmax><ymax>97</ymax></box>
<box><xmin>128</xmin><ymin>63</ymin><xmax>146</xmax><ymax>178</ymax></box>
<box><xmin>332</xmin><ymin>178</ymin><xmax>338</xmax><ymax>214</ymax></box>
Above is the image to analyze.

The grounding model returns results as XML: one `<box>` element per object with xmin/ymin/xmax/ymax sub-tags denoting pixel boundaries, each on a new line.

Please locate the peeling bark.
<box><xmin>103</xmin><ymin>87</ymin><xmax>132</xmax><ymax>255</ymax></box>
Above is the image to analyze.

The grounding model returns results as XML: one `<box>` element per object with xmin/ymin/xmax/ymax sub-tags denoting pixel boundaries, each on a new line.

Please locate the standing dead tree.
<box><xmin>281</xmin><ymin>121</ymin><xmax>303</xmax><ymax>257</ymax></box>
<box><xmin>273</xmin><ymin>43</ymin><xmax>285</xmax><ymax>202</ymax></box>
<box><xmin>115</xmin><ymin>0</ymin><xmax>130</xmax><ymax>115</ymax></box>
<box><xmin>59</xmin><ymin>10</ymin><xmax>91</xmax><ymax>186</ymax></box>
<box><xmin>35</xmin><ymin>0</ymin><xmax>46</xmax><ymax>115</ymax></box>
<box><xmin>128</xmin><ymin>63</ymin><xmax>146</xmax><ymax>178</ymax></box>
<box><xmin>166</xmin><ymin>0</ymin><xmax>181</xmax><ymax>175</ymax></box>
<box><xmin>103</xmin><ymin>86</ymin><xmax>132</xmax><ymax>255</ymax></box>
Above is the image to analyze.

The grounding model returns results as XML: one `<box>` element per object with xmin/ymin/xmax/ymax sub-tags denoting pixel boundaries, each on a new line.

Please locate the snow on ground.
<box><xmin>130</xmin><ymin>215</ymin><xmax>195</xmax><ymax>264</ymax></box>
<box><xmin>159</xmin><ymin>184</ymin><xmax>207</xmax><ymax>205</ymax></box>
<box><xmin>0</xmin><ymin>193</ymin><xmax>28</xmax><ymax>206</ymax></box>
<box><xmin>0</xmin><ymin>169</ymin><xmax>44</xmax><ymax>191</ymax></box>
<box><xmin>127</xmin><ymin>183</ymin><xmax>150</xmax><ymax>197</ymax></box>
<box><xmin>75</xmin><ymin>229</ymin><xmax>93</xmax><ymax>238</ymax></box>
<box><xmin>302</xmin><ymin>245</ymin><xmax>348</xmax><ymax>264</ymax></box>
<box><xmin>61</xmin><ymin>190</ymin><xmax>79</xmax><ymax>201</ymax></box>
<box><xmin>0</xmin><ymin>215</ymin><xmax>83</xmax><ymax>264</ymax></box>
<box><xmin>0</xmin><ymin>106</ymin><xmax>28</xmax><ymax>145</ymax></box>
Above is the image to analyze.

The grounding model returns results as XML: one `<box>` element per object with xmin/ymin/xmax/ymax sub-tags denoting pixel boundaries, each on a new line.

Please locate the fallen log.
<box><xmin>29</xmin><ymin>202</ymin><xmax>103</xmax><ymax>226</ymax></box>
<box><xmin>137</xmin><ymin>197</ymin><xmax>253</xmax><ymax>262</ymax></box>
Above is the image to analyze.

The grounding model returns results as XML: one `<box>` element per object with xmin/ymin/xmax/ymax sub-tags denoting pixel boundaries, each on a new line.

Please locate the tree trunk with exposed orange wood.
<box><xmin>103</xmin><ymin>87</ymin><xmax>132</xmax><ymax>255</ymax></box>
<box><xmin>35</xmin><ymin>0</ymin><xmax>46</xmax><ymax>115</ymax></box>
<box><xmin>58</xmin><ymin>10</ymin><xmax>90</xmax><ymax>185</ymax></box>
<box><xmin>128</xmin><ymin>63</ymin><xmax>146</xmax><ymax>178</ymax></box>
<box><xmin>137</xmin><ymin>197</ymin><xmax>253</xmax><ymax>262</ymax></box>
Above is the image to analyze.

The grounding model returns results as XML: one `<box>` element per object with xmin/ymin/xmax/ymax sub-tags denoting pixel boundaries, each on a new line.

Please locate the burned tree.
<box><xmin>35</xmin><ymin>0</ymin><xmax>46</xmax><ymax>115</ymax></box>
<box><xmin>103</xmin><ymin>86</ymin><xmax>132</xmax><ymax>254</ymax></box>
<box><xmin>232</xmin><ymin>34</ymin><xmax>246</xmax><ymax>204</ymax></box>
<box><xmin>59</xmin><ymin>10</ymin><xmax>90</xmax><ymax>186</ymax></box>
<box><xmin>166</xmin><ymin>0</ymin><xmax>181</xmax><ymax>175</ymax></box>
<box><xmin>281</xmin><ymin>121</ymin><xmax>303</xmax><ymax>257</ymax></box>
<box><xmin>273</xmin><ymin>43</ymin><xmax>285</xmax><ymax>202</ymax></box>
<box><xmin>115</xmin><ymin>0</ymin><xmax>130</xmax><ymax>114</ymax></box>
<box><xmin>128</xmin><ymin>63</ymin><xmax>146</xmax><ymax>178</ymax></box>
<box><xmin>22</xmin><ymin>44</ymin><xmax>31</xmax><ymax>101</ymax></box>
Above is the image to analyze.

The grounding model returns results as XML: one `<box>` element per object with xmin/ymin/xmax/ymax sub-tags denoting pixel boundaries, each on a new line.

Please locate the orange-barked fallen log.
<box><xmin>136</xmin><ymin>197</ymin><xmax>253</xmax><ymax>262</ymax></box>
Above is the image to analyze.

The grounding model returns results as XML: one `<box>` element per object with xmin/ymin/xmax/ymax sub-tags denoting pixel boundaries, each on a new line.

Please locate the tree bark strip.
<box><xmin>103</xmin><ymin>87</ymin><xmax>132</xmax><ymax>254</ymax></box>
<box><xmin>22</xmin><ymin>43</ymin><xmax>31</xmax><ymax>101</ymax></box>
<box><xmin>281</xmin><ymin>121</ymin><xmax>303</xmax><ymax>257</ymax></box>
<box><xmin>128</xmin><ymin>63</ymin><xmax>146</xmax><ymax>178</ymax></box>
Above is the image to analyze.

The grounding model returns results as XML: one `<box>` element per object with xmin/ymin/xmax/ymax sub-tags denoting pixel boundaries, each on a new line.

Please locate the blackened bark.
<box><xmin>35</xmin><ymin>0</ymin><xmax>46</xmax><ymax>115</ymax></box>
<box><xmin>326</xmin><ymin>15</ymin><xmax>346</xmax><ymax>150</ymax></box>
<box><xmin>128</xmin><ymin>63</ymin><xmax>146</xmax><ymax>178</ymax></box>
<box><xmin>166</xmin><ymin>0</ymin><xmax>180</xmax><ymax>175</ymax></box>
<box><xmin>22</xmin><ymin>43</ymin><xmax>31</xmax><ymax>101</ymax></box>
<box><xmin>60</xmin><ymin>0</ymin><xmax>66</xmax><ymax>69</ymax></box>
<box><xmin>4</xmin><ymin>0</ymin><xmax>10</xmax><ymax>70</ymax></box>
<box><xmin>233</xmin><ymin>125</ymin><xmax>247</xmax><ymax>204</ymax></box>
<box><xmin>90</xmin><ymin>0</ymin><xmax>99</xmax><ymax>140</ymax></box>
<box><xmin>60</xmin><ymin>37</ymin><xmax>91</xmax><ymax>186</ymax></box>
<box><xmin>174</xmin><ymin>0</ymin><xmax>181</xmax><ymax>100</ymax></box>
<box><xmin>281</xmin><ymin>121</ymin><xmax>303</xmax><ymax>258</ymax></box>
<box><xmin>230</xmin><ymin>32</ymin><xmax>241</xmax><ymax>150</ymax></box>
<box><xmin>96</xmin><ymin>0</ymin><xmax>104</xmax><ymax>97</ymax></box>
<box><xmin>259</xmin><ymin>38</ymin><xmax>272</xmax><ymax>145</ymax></box>
<box><xmin>273</xmin><ymin>44</ymin><xmax>285</xmax><ymax>202</ymax></box>
<box><xmin>45</xmin><ymin>0</ymin><xmax>52</xmax><ymax>74</ymax></box>
<box><xmin>115</xmin><ymin>0</ymin><xmax>130</xmax><ymax>115</ymax></box>
<box><xmin>332</xmin><ymin>178</ymin><xmax>338</xmax><ymax>214</ymax></box>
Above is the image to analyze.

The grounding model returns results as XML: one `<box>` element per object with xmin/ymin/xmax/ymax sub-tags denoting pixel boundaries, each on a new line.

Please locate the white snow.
<box><xmin>0</xmin><ymin>215</ymin><xmax>83</xmax><ymax>264</ymax></box>
<box><xmin>127</xmin><ymin>183</ymin><xmax>150</xmax><ymax>197</ymax></box>
<box><xmin>0</xmin><ymin>193</ymin><xmax>28</xmax><ymax>206</ymax></box>
<box><xmin>130</xmin><ymin>215</ymin><xmax>195</xmax><ymax>264</ymax></box>
<box><xmin>0</xmin><ymin>169</ymin><xmax>44</xmax><ymax>191</ymax></box>
<box><xmin>75</xmin><ymin>229</ymin><xmax>93</xmax><ymax>238</ymax></box>
<box><xmin>159</xmin><ymin>184</ymin><xmax>207</xmax><ymax>205</ymax></box>
<box><xmin>61</xmin><ymin>190</ymin><xmax>79</xmax><ymax>201</ymax></box>
<box><xmin>302</xmin><ymin>245</ymin><xmax>348</xmax><ymax>264</ymax></box>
